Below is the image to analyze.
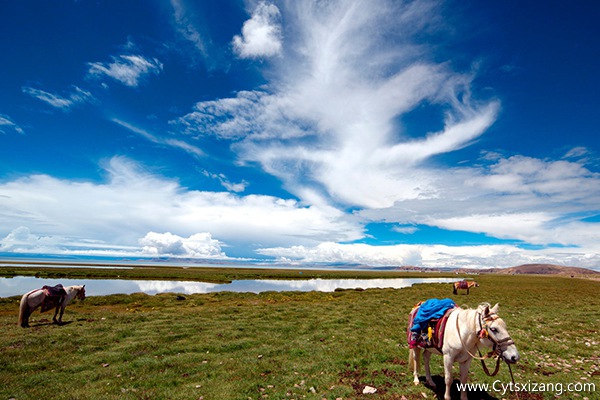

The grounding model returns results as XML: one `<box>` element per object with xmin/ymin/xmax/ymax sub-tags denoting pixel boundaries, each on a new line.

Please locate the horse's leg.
<box><xmin>19</xmin><ymin>293</ymin><xmax>36</xmax><ymax>328</ymax></box>
<box><xmin>20</xmin><ymin>306</ymin><xmax>31</xmax><ymax>328</ymax></box>
<box><xmin>410</xmin><ymin>347</ymin><xmax>421</xmax><ymax>385</ymax></box>
<box><xmin>453</xmin><ymin>284</ymin><xmax>457</xmax><ymax>295</ymax></box>
<box><xmin>423</xmin><ymin>350</ymin><xmax>436</xmax><ymax>388</ymax></box>
<box><xmin>57</xmin><ymin>303</ymin><xmax>67</xmax><ymax>324</ymax></box>
<box><xmin>458</xmin><ymin>359</ymin><xmax>473</xmax><ymax>400</ymax></box>
<box><xmin>443</xmin><ymin>354</ymin><xmax>454</xmax><ymax>400</ymax></box>
<box><xmin>53</xmin><ymin>305</ymin><xmax>60</xmax><ymax>324</ymax></box>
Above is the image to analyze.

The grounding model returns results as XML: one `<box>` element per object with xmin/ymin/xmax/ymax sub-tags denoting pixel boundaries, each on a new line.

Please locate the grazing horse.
<box><xmin>18</xmin><ymin>284</ymin><xmax>86</xmax><ymax>328</ymax></box>
<box><xmin>453</xmin><ymin>280</ymin><xmax>479</xmax><ymax>295</ymax></box>
<box><xmin>408</xmin><ymin>302</ymin><xmax>519</xmax><ymax>400</ymax></box>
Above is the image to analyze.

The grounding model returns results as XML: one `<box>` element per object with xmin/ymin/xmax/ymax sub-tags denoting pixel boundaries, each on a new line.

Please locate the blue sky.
<box><xmin>1</xmin><ymin>0</ymin><xmax>600</xmax><ymax>269</ymax></box>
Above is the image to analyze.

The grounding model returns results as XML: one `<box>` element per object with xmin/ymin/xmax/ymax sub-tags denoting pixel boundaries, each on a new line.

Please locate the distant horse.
<box><xmin>18</xmin><ymin>284</ymin><xmax>86</xmax><ymax>328</ymax></box>
<box><xmin>453</xmin><ymin>280</ymin><xmax>479</xmax><ymax>295</ymax></box>
<box><xmin>408</xmin><ymin>302</ymin><xmax>519</xmax><ymax>400</ymax></box>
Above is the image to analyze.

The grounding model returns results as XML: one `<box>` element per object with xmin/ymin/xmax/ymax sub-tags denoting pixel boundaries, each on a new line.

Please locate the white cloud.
<box><xmin>0</xmin><ymin>156</ymin><xmax>362</xmax><ymax>257</ymax></box>
<box><xmin>164</xmin><ymin>0</ymin><xmax>600</xmax><ymax>269</ymax></box>
<box><xmin>0</xmin><ymin>114</ymin><xmax>24</xmax><ymax>134</ymax></box>
<box><xmin>0</xmin><ymin>226</ymin><xmax>61</xmax><ymax>252</ymax></box>
<box><xmin>0</xmin><ymin>226</ymin><xmax>138</xmax><ymax>256</ymax></box>
<box><xmin>201</xmin><ymin>170</ymin><xmax>248</xmax><ymax>193</ymax></box>
<box><xmin>258</xmin><ymin>242</ymin><xmax>600</xmax><ymax>270</ymax></box>
<box><xmin>88</xmin><ymin>55</ymin><xmax>163</xmax><ymax>87</ymax></box>
<box><xmin>22</xmin><ymin>85</ymin><xmax>95</xmax><ymax>112</ymax></box>
<box><xmin>140</xmin><ymin>231</ymin><xmax>225</xmax><ymax>258</ymax></box>
<box><xmin>233</xmin><ymin>1</ymin><xmax>282</xmax><ymax>59</ymax></box>
<box><xmin>358</xmin><ymin>155</ymin><xmax>600</xmax><ymax>249</ymax></box>
<box><xmin>112</xmin><ymin>118</ymin><xmax>205</xmax><ymax>158</ymax></box>
<box><xmin>170</xmin><ymin>0</ymin><xmax>208</xmax><ymax>57</ymax></box>
<box><xmin>175</xmin><ymin>0</ymin><xmax>499</xmax><ymax>209</ymax></box>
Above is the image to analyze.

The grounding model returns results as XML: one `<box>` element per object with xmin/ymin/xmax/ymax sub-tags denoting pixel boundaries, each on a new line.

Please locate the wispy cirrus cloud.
<box><xmin>0</xmin><ymin>114</ymin><xmax>24</xmax><ymax>134</ymax></box>
<box><xmin>87</xmin><ymin>55</ymin><xmax>163</xmax><ymax>87</ymax></box>
<box><xmin>174</xmin><ymin>0</ymin><xmax>499</xmax><ymax>209</ymax></box>
<box><xmin>22</xmin><ymin>85</ymin><xmax>95</xmax><ymax>112</ymax></box>
<box><xmin>111</xmin><ymin>118</ymin><xmax>205</xmax><ymax>158</ymax></box>
<box><xmin>233</xmin><ymin>1</ymin><xmax>283</xmax><ymax>59</ymax></box>
<box><xmin>170</xmin><ymin>0</ymin><xmax>208</xmax><ymax>58</ymax></box>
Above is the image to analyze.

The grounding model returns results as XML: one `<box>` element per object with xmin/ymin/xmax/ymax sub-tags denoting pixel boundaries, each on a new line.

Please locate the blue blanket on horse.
<box><xmin>410</xmin><ymin>298</ymin><xmax>456</xmax><ymax>332</ymax></box>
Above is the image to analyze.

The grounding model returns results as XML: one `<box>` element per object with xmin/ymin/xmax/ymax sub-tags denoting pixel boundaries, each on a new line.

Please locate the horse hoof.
<box><xmin>426</xmin><ymin>381</ymin><xmax>436</xmax><ymax>389</ymax></box>
<box><xmin>413</xmin><ymin>380</ymin><xmax>420</xmax><ymax>386</ymax></box>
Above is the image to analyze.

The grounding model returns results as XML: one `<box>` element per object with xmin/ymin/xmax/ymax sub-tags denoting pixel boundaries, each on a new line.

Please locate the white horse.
<box><xmin>408</xmin><ymin>303</ymin><xmax>520</xmax><ymax>400</ymax></box>
<box><xmin>18</xmin><ymin>284</ymin><xmax>86</xmax><ymax>328</ymax></box>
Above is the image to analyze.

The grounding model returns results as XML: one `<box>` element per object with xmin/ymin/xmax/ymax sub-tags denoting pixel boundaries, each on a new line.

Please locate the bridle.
<box><xmin>456</xmin><ymin>309</ymin><xmax>514</xmax><ymax>376</ymax></box>
<box><xmin>456</xmin><ymin>308</ymin><xmax>519</xmax><ymax>398</ymax></box>
<box><xmin>477</xmin><ymin>312</ymin><xmax>515</xmax><ymax>353</ymax></box>
<box><xmin>76</xmin><ymin>287</ymin><xmax>86</xmax><ymax>301</ymax></box>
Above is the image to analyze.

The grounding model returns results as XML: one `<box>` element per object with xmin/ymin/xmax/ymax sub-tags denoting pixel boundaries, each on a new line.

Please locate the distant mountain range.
<box><xmin>483</xmin><ymin>263</ymin><xmax>599</xmax><ymax>275</ymax></box>
<box><xmin>391</xmin><ymin>263</ymin><xmax>599</xmax><ymax>275</ymax></box>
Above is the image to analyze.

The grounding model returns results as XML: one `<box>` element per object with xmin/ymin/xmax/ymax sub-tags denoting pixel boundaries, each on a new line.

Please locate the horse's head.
<box><xmin>478</xmin><ymin>303</ymin><xmax>520</xmax><ymax>364</ymax></box>
<box><xmin>76</xmin><ymin>285</ymin><xmax>86</xmax><ymax>301</ymax></box>
<box><xmin>474</xmin><ymin>282</ymin><xmax>480</xmax><ymax>287</ymax></box>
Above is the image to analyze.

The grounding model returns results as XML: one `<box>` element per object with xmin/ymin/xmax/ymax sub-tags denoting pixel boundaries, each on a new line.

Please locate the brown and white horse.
<box><xmin>453</xmin><ymin>280</ymin><xmax>479</xmax><ymax>295</ymax></box>
<box><xmin>408</xmin><ymin>303</ymin><xmax>519</xmax><ymax>400</ymax></box>
<box><xmin>18</xmin><ymin>285</ymin><xmax>86</xmax><ymax>327</ymax></box>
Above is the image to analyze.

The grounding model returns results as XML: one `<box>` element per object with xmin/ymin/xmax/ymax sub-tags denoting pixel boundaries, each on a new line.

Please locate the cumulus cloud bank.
<box><xmin>258</xmin><ymin>241</ymin><xmax>600</xmax><ymax>270</ymax></box>
<box><xmin>140</xmin><ymin>232</ymin><xmax>225</xmax><ymax>258</ymax></box>
<box><xmin>0</xmin><ymin>156</ymin><xmax>361</xmax><ymax>258</ymax></box>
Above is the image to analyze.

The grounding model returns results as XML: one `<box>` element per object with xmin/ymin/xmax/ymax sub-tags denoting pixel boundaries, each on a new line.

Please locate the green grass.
<box><xmin>1</xmin><ymin>271</ymin><xmax>599</xmax><ymax>399</ymax></box>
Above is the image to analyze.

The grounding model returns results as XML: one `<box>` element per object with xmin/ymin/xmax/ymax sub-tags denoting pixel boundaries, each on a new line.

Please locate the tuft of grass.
<box><xmin>0</xmin><ymin>272</ymin><xmax>598</xmax><ymax>399</ymax></box>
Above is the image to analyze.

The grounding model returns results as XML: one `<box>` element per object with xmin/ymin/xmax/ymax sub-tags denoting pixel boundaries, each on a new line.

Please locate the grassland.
<box><xmin>0</xmin><ymin>268</ymin><xmax>598</xmax><ymax>399</ymax></box>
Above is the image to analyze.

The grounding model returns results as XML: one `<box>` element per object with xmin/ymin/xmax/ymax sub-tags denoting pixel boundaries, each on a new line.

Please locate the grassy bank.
<box><xmin>0</xmin><ymin>272</ymin><xmax>598</xmax><ymax>399</ymax></box>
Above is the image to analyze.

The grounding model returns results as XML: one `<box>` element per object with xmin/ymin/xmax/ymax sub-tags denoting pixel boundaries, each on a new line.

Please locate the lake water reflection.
<box><xmin>0</xmin><ymin>276</ymin><xmax>459</xmax><ymax>297</ymax></box>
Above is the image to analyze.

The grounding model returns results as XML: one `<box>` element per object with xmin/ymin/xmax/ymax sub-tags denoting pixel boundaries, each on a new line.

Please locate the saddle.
<box><xmin>408</xmin><ymin>301</ymin><xmax>456</xmax><ymax>350</ymax></box>
<box><xmin>40</xmin><ymin>284</ymin><xmax>67</xmax><ymax>313</ymax></box>
<box><xmin>43</xmin><ymin>284</ymin><xmax>67</xmax><ymax>297</ymax></box>
<box><xmin>457</xmin><ymin>280</ymin><xmax>469</xmax><ymax>289</ymax></box>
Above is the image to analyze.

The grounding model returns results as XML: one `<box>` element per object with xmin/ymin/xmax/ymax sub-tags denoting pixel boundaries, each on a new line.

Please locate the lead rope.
<box><xmin>455</xmin><ymin>310</ymin><xmax>497</xmax><ymax>362</ymax></box>
<box><xmin>507</xmin><ymin>361</ymin><xmax>519</xmax><ymax>400</ymax></box>
<box><xmin>456</xmin><ymin>310</ymin><xmax>520</xmax><ymax>398</ymax></box>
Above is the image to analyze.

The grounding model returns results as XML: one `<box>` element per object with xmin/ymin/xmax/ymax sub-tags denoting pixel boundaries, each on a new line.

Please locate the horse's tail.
<box><xmin>18</xmin><ymin>293</ymin><xmax>30</xmax><ymax>327</ymax></box>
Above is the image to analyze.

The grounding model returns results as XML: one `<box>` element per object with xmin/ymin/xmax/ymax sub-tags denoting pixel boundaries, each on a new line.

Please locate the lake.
<box><xmin>0</xmin><ymin>276</ymin><xmax>460</xmax><ymax>297</ymax></box>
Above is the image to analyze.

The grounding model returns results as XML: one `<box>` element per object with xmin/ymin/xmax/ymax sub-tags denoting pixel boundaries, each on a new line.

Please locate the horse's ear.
<box><xmin>483</xmin><ymin>304</ymin><xmax>490</xmax><ymax>317</ymax></box>
<box><xmin>491</xmin><ymin>303</ymin><xmax>499</xmax><ymax>314</ymax></box>
<box><xmin>83</xmin><ymin>285</ymin><xmax>85</xmax><ymax>288</ymax></box>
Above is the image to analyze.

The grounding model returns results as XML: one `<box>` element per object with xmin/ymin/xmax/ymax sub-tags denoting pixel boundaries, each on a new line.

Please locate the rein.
<box><xmin>455</xmin><ymin>309</ymin><xmax>513</xmax><ymax>377</ymax></box>
<box><xmin>455</xmin><ymin>307</ymin><xmax>520</xmax><ymax>399</ymax></box>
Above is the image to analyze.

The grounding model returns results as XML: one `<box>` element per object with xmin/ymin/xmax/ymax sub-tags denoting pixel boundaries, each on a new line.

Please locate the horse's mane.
<box><xmin>456</xmin><ymin>302</ymin><xmax>492</xmax><ymax>311</ymax></box>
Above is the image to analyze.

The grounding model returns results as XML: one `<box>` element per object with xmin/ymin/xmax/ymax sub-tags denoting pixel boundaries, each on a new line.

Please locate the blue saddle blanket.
<box><xmin>410</xmin><ymin>298</ymin><xmax>456</xmax><ymax>332</ymax></box>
